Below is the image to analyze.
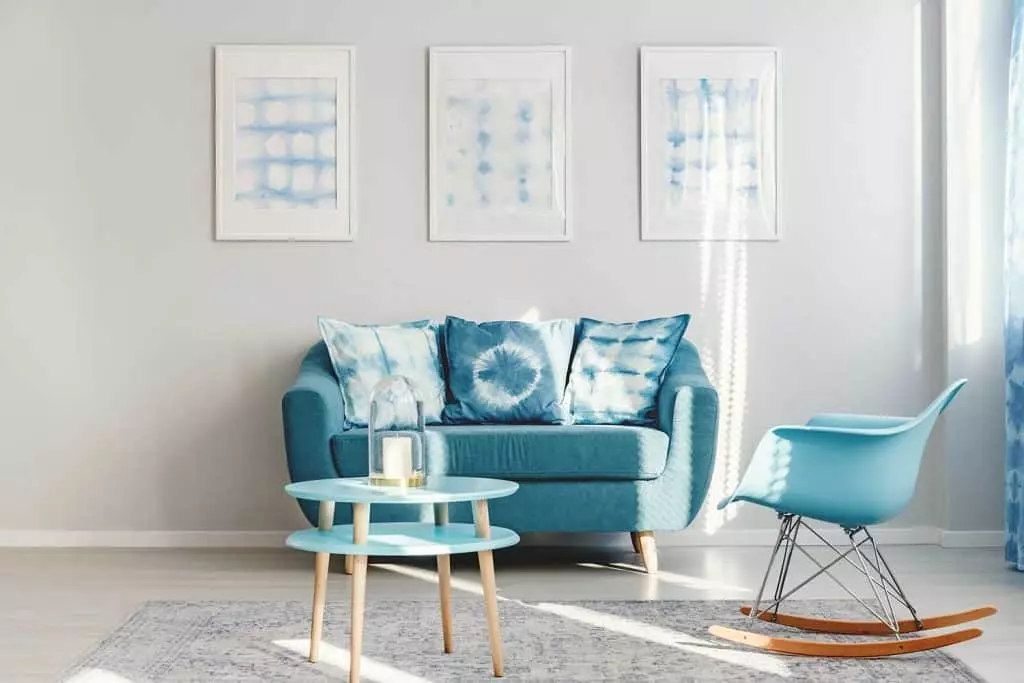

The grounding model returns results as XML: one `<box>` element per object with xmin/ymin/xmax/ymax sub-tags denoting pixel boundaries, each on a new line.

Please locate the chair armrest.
<box><xmin>283</xmin><ymin>343</ymin><xmax>345</xmax><ymax>486</ymax></box>
<box><xmin>805</xmin><ymin>413</ymin><xmax>912</xmax><ymax>430</ymax></box>
<box><xmin>657</xmin><ymin>339</ymin><xmax>716</xmax><ymax>436</ymax></box>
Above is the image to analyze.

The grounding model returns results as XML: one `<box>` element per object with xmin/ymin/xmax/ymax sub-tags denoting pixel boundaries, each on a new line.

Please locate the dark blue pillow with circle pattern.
<box><xmin>442</xmin><ymin>316</ymin><xmax>575</xmax><ymax>424</ymax></box>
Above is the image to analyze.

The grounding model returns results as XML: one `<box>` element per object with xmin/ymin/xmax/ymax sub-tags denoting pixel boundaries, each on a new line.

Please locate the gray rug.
<box><xmin>62</xmin><ymin>600</ymin><xmax>983</xmax><ymax>682</ymax></box>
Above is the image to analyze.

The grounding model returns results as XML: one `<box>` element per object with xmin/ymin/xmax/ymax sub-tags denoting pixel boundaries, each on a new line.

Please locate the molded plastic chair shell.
<box><xmin>718</xmin><ymin>380</ymin><xmax>967</xmax><ymax>528</ymax></box>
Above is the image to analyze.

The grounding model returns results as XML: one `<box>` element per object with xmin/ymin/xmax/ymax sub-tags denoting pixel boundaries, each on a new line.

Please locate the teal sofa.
<box><xmin>283</xmin><ymin>336</ymin><xmax>718</xmax><ymax>571</ymax></box>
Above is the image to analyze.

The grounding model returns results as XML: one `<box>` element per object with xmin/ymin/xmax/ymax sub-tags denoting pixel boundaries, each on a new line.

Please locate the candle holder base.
<box><xmin>369</xmin><ymin>473</ymin><xmax>427</xmax><ymax>488</ymax></box>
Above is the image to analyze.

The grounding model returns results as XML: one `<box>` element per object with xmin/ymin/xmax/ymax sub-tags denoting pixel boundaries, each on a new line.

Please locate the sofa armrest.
<box><xmin>283</xmin><ymin>342</ymin><xmax>345</xmax><ymax>486</ymax></box>
<box><xmin>657</xmin><ymin>339</ymin><xmax>716</xmax><ymax>433</ymax></box>
<box><xmin>656</xmin><ymin>339</ymin><xmax>719</xmax><ymax>525</ymax></box>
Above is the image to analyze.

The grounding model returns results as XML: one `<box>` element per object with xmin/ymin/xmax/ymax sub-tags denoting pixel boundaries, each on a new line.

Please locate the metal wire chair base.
<box><xmin>749</xmin><ymin>514</ymin><xmax>922</xmax><ymax>637</ymax></box>
<box><xmin>708</xmin><ymin>513</ymin><xmax>996</xmax><ymax>655</ymax></box>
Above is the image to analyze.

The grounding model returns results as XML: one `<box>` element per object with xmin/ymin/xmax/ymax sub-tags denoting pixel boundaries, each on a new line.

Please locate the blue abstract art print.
<box><xmin>641</xmin><ymin>47</ymin><xmax>777</xmax><ymax>241</ymax></box>
<box><xmin>661</xmin><ymin>78</ymin><xmax>760</xmax><ymax>215</ymax></box>
<box><xmin>442</xmin><ymin>79</ymin><xmax>554</xmax><ymax>210</ymax></box>
<box><xmin>430</xmin><ymin>47</ymin><xmax>570</xmax><ymax>242</ymax></box>
<box><xmin>215</xmin><ymin>45</ymin><xmax>354</xmax><ymax>241</ymax></box>
<box><xmin>234</xmin><ymin>77</ymin><xmax>338</xmax><ymax>210</ymax></box>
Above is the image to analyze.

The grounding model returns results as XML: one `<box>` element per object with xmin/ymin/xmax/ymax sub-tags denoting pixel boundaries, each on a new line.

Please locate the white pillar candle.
<box><xmin>381</xmin><ymin>435</ymin><xmax>413</xmax><ymax>480</ymax></box>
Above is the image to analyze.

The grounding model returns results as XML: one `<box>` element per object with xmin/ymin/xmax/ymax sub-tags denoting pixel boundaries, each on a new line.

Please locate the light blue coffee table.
<box><xmin>285</xmin><ymin>476</ymin><xmax>520</xmax><ymax>681</ymax></box>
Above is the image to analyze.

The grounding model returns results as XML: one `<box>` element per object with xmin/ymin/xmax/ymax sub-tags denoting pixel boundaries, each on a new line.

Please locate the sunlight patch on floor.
<box><xmin>372</xmin><ymin>561</ymin><xmax>784</xmax><ymax>676</ymax></box>
<box><xmin>578</xmin><ymin>561</ymin><xmax>752</xmax><ymax>594</ymax></box>
<box><xmin>274</xmin><ymin>639</ymin><xmax>435</xmax><ymax>683</ymax></box>
<box><xmin>533</xmin><ymin>602</ymin><xmax>790</xmax><ymax>678</ymax></box>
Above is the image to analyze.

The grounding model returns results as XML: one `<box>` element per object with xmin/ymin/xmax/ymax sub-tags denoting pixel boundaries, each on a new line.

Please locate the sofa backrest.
<box><xmin>663</xmin><ymin>338</ymin><xmax>704</xmax><ymax>380</ymax></box>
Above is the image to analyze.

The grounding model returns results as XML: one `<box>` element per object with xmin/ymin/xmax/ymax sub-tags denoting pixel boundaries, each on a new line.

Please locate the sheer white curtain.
<box><xmin>1004</xmin><ymin>0</ymin><xmax>1024</xmax><ymax>571</ymax></box>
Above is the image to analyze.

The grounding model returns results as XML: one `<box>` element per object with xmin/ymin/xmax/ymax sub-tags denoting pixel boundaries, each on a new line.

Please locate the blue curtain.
<box><xmin>1006</xmin><ymin>0</ymin><xmax>1024</xmax><ymax>572</ymax></box>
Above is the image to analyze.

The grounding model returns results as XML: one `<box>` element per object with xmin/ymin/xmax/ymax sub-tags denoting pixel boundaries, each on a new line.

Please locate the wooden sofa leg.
<box><xmin>636</xmin><ymin>531</ymin><xmax>658</xmax><ymax>573</ymax></box>
<box><xmin>344</xmin><ymin>555</ymin><xmax>354</xmax><ymax>575</ymax></box>
<box><xmin>629</xmin><ymin>532</ymin><xmax>642</xmax><ymax>554</ymax></box>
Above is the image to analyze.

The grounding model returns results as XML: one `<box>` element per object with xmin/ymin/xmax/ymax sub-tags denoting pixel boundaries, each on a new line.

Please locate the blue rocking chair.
<box><xmin>709</xmin><ymin>380</ymin><xmax>997</xmax><ymax>657</ymax></box>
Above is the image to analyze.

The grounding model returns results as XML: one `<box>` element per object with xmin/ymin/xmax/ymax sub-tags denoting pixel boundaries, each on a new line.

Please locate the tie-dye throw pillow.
<box><xmin>443</xmin><ymin>316</ymin><xmax>575</xmax><ymax>424</ymax></box>
<box><xmin>318</xmin><ymin>317</ymin><xmax>446</xmax><ymax>428</ymax></box>
<box><xmin>567</xmin><ymin>315</ymin><xmax>691</xmax><ymax>425</ymax></box>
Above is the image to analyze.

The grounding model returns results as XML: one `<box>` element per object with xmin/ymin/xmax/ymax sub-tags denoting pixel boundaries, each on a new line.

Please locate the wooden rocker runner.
<box><xmin>708</xmin><ymin>380</ymin><xmax>997</xmax><ymax>657</ymax></box>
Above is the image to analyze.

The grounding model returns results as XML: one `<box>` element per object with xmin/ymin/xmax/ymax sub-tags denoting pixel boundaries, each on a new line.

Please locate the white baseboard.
<box><xmin>0</xmin><ymin>527</ymin><xmax>1003</xmax><ymax>549</ymax></box>
<box><xmin>938</xmin><ymin>529</ymin><xmax>1005</xmax><ymax>548</ymax></box>
<box><xmin>520</xmin><ymin>527</ymin><xmax>942</xmax><ymax>548</ymax></box>
<box><xmin>653</xmin><ymin>526</ymin><xmax>943</xmax><ymax>547</ymax></box>
<box><xmin>649</xmin><ymin>528</ymin><xmax>1002</xmax><ymax>549</ymax></box>
<box><xmin>0</xmin><ymin>530</ymin><xmax>289</xmax><ymax>548</ymax></box>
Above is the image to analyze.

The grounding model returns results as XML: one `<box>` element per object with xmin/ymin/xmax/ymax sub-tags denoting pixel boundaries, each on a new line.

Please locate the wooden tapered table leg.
<box><xmin>344</xmin><ymin>505</ymin><xmax>356</xmax><ymax>575</ymax></box>
<box><xmin>309</xmin><ymin>500</ymin><xmax>335</xmax><ymax>663</ymax></box>
<box><xmin>629</xmin><ymin>532</ymin><xmax>642</xmax><ymax>554</ymax></box>
<box><xmin>473</xmin><ymin>499</ymin><xmax>504</xmax><ymax>677</ymax></box>
<box><xmin>349</xmin><ymin>502</ymin><xmax>370</xmax><ymax>683</ymax></box>
<box><xmin>435</xmin><ymin>503</ymin><xmax>453</xmax><ymax>653</ymax></box>
<box><xmin>285</xmin><ymin>478</ymin><xmax>521</xmax><ymax>680</ymax></box>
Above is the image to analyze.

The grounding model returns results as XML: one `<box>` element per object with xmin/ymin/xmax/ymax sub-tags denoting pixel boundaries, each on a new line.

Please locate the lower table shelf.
<box><xmin>286</xmin><ymin>522</ymin><xmax>520</xmax><ymax>557</ymax></box>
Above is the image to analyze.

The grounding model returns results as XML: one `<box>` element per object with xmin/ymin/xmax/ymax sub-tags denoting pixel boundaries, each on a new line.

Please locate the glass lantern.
<box><xmin>368</xmin><ymin>375</ymin><xmax>426</xmax><ymax>488</ymax></box>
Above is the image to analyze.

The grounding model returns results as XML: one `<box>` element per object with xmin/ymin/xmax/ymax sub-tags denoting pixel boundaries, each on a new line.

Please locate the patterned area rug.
<box><xmin>63</xmin><ymin>600</ymin><xmax>984</xmax><ymax>682</ymax></box>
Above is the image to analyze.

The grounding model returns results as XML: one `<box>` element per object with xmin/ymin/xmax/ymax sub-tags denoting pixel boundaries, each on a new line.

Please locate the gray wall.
<box><xmin>0</xmin><ymin>0</ymin><xmax>972</xmax><ymax>535</ymax></box>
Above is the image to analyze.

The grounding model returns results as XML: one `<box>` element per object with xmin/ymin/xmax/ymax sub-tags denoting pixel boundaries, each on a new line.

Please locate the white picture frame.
<box><xmin>429</xmin><ymin>46</ymin><xmax>571</xmax><ymax>242</ymax></box>
<box><xmin>640</xmin><ymin>46</ymin><xmax>779</xmax><ymax>241</ymax></box>
<box><xmin>215</xmin><ymin>45</ymin><xmax>356</xmax><ymax>241</ymax></box>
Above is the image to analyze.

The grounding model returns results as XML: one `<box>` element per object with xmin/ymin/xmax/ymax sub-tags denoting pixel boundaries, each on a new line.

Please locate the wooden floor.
<box><xmin>1</xmin><ymin>544</ymin><xmax>1021</xmax><ymax>682</ymax></box>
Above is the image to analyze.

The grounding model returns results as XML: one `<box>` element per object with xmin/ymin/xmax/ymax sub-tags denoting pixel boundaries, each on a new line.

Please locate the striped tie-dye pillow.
<box><xmin>567</xmin><ymin>315</ymin><xmax>690</xmax><ymax>425</ymax></box>
<box><xmin>318</xmin><ymin>317</ymin><xmax>446</xmax><ymax>428</ymax></box>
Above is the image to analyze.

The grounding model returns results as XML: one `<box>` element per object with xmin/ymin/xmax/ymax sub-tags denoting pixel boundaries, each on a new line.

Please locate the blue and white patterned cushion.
<box><xmin>567</xmin><ymin>315</ymin><xmax>691</xmax><ymax>425</ymax></box>
<box><xmin>442</xmin><ymin>316</ymin><xmax>575</xmax><ymax>424</ymax></box>
<box><xmin>318</xmin><ymin>317</ymin><xmax>446</xmax><ymax>428</ymax></box>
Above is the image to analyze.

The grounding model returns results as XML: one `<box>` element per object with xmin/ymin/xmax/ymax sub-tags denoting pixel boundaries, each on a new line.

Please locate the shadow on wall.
<box><xmin>151</xmin><ymin>345</ymin><xmax>302</xmax><ymax>530</ymax></box>
<box><xmin>46</xmin><ymin>339</ymin><xmax>305</xmax><ymax>532</ymax></box>
<box><xmin>944</xmin><ymin>0</ymin><xmax>1012</xmax><ymax>538</ymax></box>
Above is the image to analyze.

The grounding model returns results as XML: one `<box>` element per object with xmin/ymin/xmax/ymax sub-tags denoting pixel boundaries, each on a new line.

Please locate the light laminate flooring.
<box><xmin>1</xmin><ymin>545</ymin><xmax>1022</xmax><ymax>682</ymax></box>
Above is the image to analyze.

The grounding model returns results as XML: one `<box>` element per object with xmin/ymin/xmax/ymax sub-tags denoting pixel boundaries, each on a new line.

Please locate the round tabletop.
<box><xmin>285</xmin><ymin>476</ymin><xmax>519</xmax><ymax>504</ymax></box>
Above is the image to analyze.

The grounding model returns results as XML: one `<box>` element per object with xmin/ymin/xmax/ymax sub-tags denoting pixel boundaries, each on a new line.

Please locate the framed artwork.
<box><xmin>215</xmin><ymin>45</ymin><xmax>355</xmax><ymax>241</ymax></box>
<box><xmin>640</xmin><ymin>47</ymin><xmax>779</xmax><ymax>241</ymax></box>
<box><xmin>429</xmin><ymin>46</ymin><xmax>571</xmax><ymax>242</ymax></box>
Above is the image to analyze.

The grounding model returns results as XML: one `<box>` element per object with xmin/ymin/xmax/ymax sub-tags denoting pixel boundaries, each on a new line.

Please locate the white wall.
<box><xmin>942</xmin><ymin>0</ymin><xmax>1012</xmax><ymax>534</ymax></box>
<box><xmin>0</xmin><ymin>0</ymin><xmax>956</xmax><ymax>537</ymax></box>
